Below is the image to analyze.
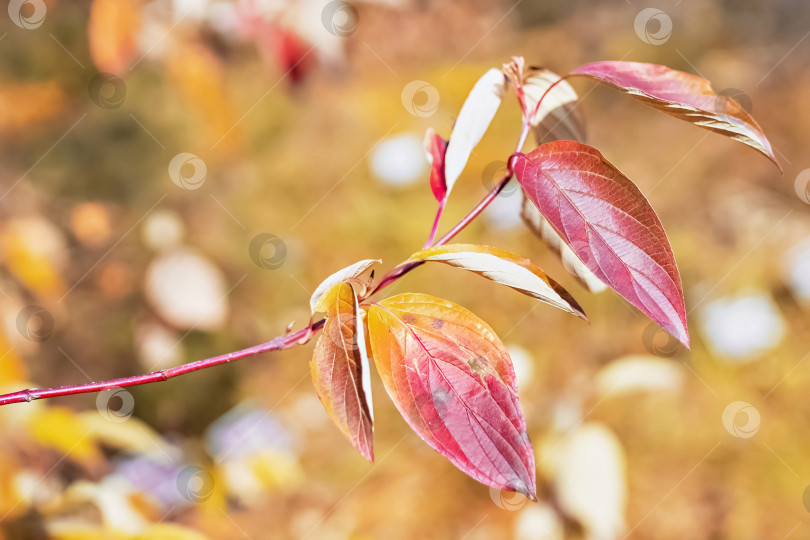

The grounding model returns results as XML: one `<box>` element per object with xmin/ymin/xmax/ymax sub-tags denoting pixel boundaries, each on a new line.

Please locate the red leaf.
<box><xmin>311</xmin><ymin>282</ymin><xmax>374</xmax><ymax>461</ymax></box>
<box><xmin>367</xmin><ymin>293</ymin><xmax>536</xmax><ymax>498</ymax></box>
<box><xmin>570</xmin><ymin>61</ymin><xmax>780</xmax><ymax>169</ymax></box>
<box><xmin>512</xmin><ymin>141</ymin><xmax>689</xmax><ymax>347</ymax></box>
<box><xmin>424</xmin><ymin>128</ymin><xmax>448</xmax><ymax>203</ymax></box>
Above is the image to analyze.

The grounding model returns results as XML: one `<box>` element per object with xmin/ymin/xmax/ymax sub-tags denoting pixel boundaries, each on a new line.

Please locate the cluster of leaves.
<box><xmin>307</xmin><ymin>57</ymin><xmax>779</xmax><ymax>499</ymax></box>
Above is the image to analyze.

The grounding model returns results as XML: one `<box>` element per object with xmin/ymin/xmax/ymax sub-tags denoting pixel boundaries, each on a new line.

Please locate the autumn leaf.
<box><xmin>88</xmin><ymin>0</ymin><xmax>140</xmax><ymax>74</ymax></box>
<box><xmin>367</xmin><ymin>293</ymin><xmax>536</xmax><ymax>497</ymax></box>
<box><xmin>444</xmin><ymin>69</ymin><xmax>506</xmax><ymax>195</ymax></box>
<box><xmin>310</xmin><ymin>282</ymin><xmax>374</xmax><ymax>461</ymax></box>
<box><xmin>512</xmin><ymin>141</ymin><xmax>689</xmax><ymax>347</ymax></box>
<box><xmin>516</xmin><ymin>67</ymin><xmax>605</xmax><ymax>292</ymax></box>
<box><xmin>424</xmin><ymin>128</ymin><xmax>449</xmax><ymax>203</ymax></box>
<box><xmin>407</xmin><ymin>244</ymin><xmax>585</xmax><ymax>319</ymax></box>
<box><xmin>310</xmin><ymin>259</ymin><xmax>380</xmax><ymax>314</ymax></box>
<box><xmin>520</xmin><ymin>194</ymin><xmax>607</xmax><ymax>294</ymax></box>
<box><xmin>570</xmin><ymin>61</ymin><xmax>780</xmax><ymax>169</ymax></box>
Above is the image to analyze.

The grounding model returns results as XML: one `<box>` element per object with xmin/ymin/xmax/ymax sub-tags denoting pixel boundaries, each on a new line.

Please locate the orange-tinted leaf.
<box><xmin>88</xmin><ymin>0</ymin><xmax>141</xmax><ymax>74</ymax></box>
<box><xmin>166</xmin><ymin>42</ymin><xmax>240</xmax><ymax>154</ymax></box>
<box><xmin>513</xmin><ymin>141</ymin><xmax>689</xmax><ymax>347</ymax></box>
<box><xmin>367</xmin><ymin>293</ymin><xmax>536</xmax><ymax>497</ymax></box>
<box><xmin>310</xmin><ymin>282</ymin><xmax>374</xmax><ymax>461</ymax></box>
<box><xmin>407</xmin><ymin>244</ymin><xmax>585</xmax><ymax>319</ymax></box>
<box><xmin>570</xmin><ymin>61</ymin><xmax>779</xmax><ymax>169</ymax></box>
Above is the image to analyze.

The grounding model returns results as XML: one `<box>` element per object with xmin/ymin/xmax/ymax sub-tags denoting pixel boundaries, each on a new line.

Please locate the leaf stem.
<box><xmin>531</xmin><ymin>74</ymin><xmax>571</xmax><ymax>121</ymax></box>
<box><xmin>423</xmin><ymin>197</ymin><xmax>446</xmax><ymax>248</ymax></box>
<box><xmin>369</xmin><ymin>120</ymin><xmax>531</xmax><ymax>297</ymax></box>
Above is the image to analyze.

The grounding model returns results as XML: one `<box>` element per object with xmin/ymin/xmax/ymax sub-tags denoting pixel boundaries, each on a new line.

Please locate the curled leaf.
<box><xmin>424</xmin><ymin>128</ymin><xmax>449</xmax><ymax>203</ymax></box>
<box><xmin>513</xmin><ymin>141</ymin><xmax>689</xmax><ymax>347</ymax></box>
<box><xmin>570</xmin><ymin>61</ymin><xmax>780</xmax><ymax>169</ymax></box>
<box><xmin>523</xmin><ymin>68</ymin><xmax>586</xmax><ymax>144</ymax></box>
<box><xmin>310</xmin><ymin>259</ymin><xmax>380</xmax><ymax>314</ymax></box>
<box><xmin>310</xmin><ymin>282</ymin><xmax>374</xmax><ymax>461</ymax></box>
<box><xmin>518</xmin><ymin>67</ymin><xmax>603</xmax><ymax>292</ymax></box>
<box><xmin>367</xmin><ymin>293</ymin><xmax>536</xmax><ymax>497</ymax></box>
<box><xmin>444</xmin><ymin>69</ymin><xmax>506</xmax><ymax>195</ymax></box>
<box><xmin>407</xmin><ymin>244</ymin><xmax>585</xmax><ymax>319</ymax></box>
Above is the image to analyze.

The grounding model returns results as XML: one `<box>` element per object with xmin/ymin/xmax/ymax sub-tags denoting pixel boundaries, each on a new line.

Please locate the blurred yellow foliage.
<box><xmin>26</xmin><ymin>407</ymin><xmax>101</xmax><ymax>466</ymax></box>
<box><xmin>2</xmin><ymin>217</ymin><xmax>66</xmax><ymax>302</ymax></box>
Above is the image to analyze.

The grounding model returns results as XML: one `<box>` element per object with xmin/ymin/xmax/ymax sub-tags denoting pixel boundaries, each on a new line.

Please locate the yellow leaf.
<box><xmin>27</xmin><ymin>407</ymin><xmax>100</xmax><ymax>465</ymax></box>
<box><xmin>310</xmin><ymin>259</ymin><xmax>379</xmax><ymax>314</ymax></box>
<box><xmin>77</xmin><ymin>412</ymin><xmax>172</xmax><ymax>455</ymax></box>
<box><xmin>0</xmin><ymin>329</ymin><xmax>27</xmax><ymax>384</ymax></box>
<box><xmin>2</xmin><ymin>217</ymin><xmax>66</xmax><ymax>301</ymax></box>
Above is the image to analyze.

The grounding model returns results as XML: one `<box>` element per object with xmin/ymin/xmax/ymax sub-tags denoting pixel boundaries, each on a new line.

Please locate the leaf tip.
<box><xmin>669</xmin><ymin>321</ymin><xmax>690</xmax><ymax>349</ymax></box>
<box><xmin>680</xmin><ymin>329</ymin><xmax>691</xmax><ymax>350</ymax></box>
<box><xmin>506</xmin><ymin>478</ymin><xmax>537</xmax><ymax>502</ymax></box>
<box><xmin>360</xmin><ymin>445</ymin><xmax>375</xmax><ymax>463</ymax></box>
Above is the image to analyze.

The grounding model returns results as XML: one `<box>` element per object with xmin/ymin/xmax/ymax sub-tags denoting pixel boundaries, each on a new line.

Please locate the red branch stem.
<box><xmin>0</xmin><ymin>321</ymin><xmax>326</xmax><ymax>406</ymax></box>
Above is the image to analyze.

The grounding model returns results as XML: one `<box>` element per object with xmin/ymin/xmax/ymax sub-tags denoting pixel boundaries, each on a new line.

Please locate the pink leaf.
<box><xmin>512</xmin><ymin>140</ymin><xmax>689</xmax><ymax>347</ymax></box>
<box><xmin>424</xmin><ymin>127</ymin><xmax>448</xmax><ymax>203</ymax></box>
<box><xmin>367</xmin><ymin>293</ymin><xmax>536</xmax><ymax>498</ymax></box>
<box><xmin>570</xmin><ymin>61</ymin><xmax>779</xmax><ymax>169</ymax></box>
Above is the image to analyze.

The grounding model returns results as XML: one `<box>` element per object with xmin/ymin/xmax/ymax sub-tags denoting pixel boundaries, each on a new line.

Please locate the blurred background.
<box><xmin>0</xmin><ymin>0</ymin><xmax>809</xmax><ymax>538</ymax></box>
